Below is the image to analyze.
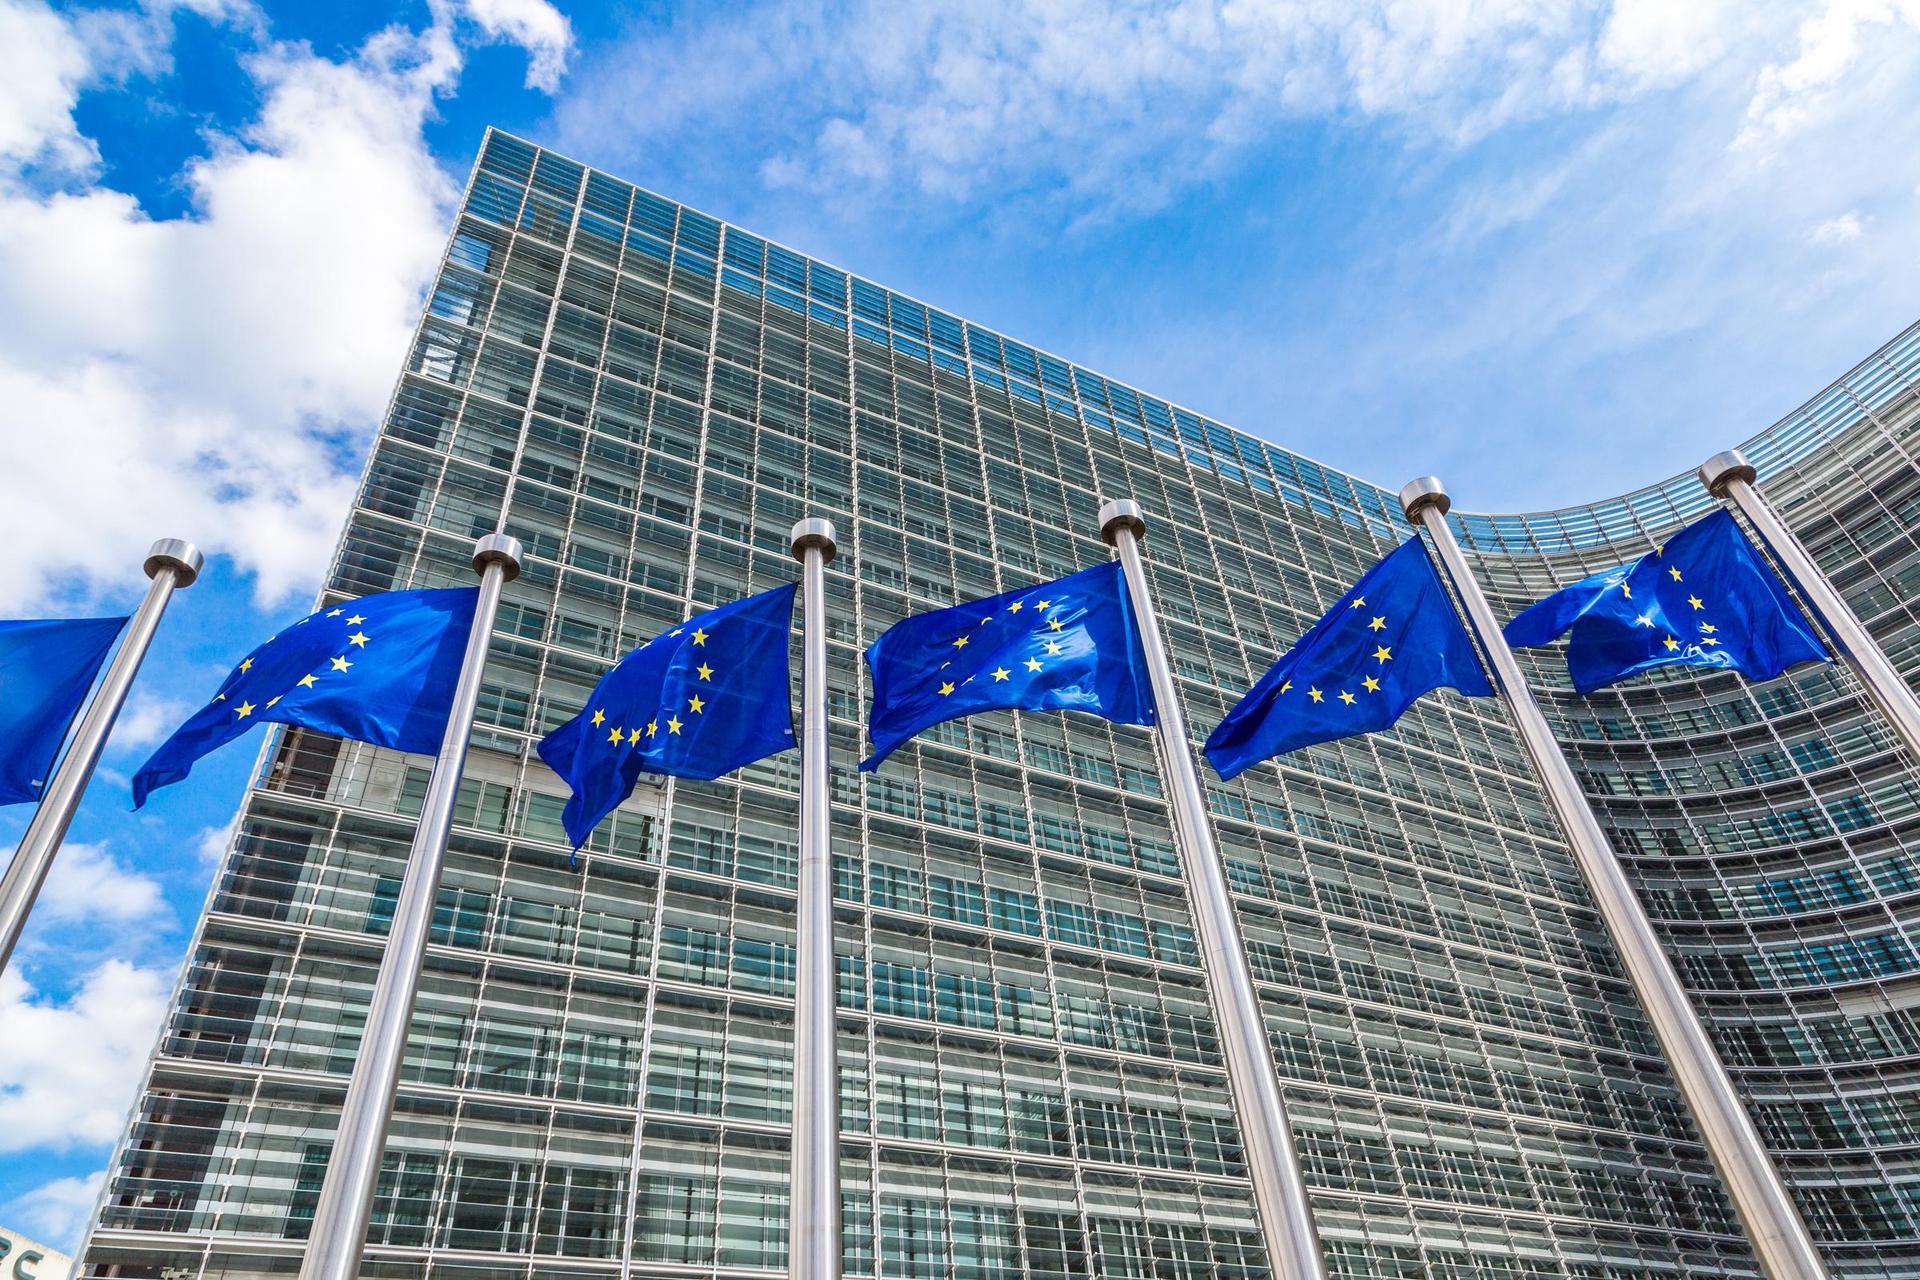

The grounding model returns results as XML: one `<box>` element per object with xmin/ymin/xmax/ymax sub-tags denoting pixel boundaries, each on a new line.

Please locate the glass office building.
<box><xmin>78</xmin><ymin>130</ymin><xmax>1920</xmax><ymax>1280</ymax></box>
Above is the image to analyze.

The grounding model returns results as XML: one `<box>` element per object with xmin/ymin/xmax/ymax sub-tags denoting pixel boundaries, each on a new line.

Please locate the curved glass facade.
<box><xmin>77</xmin><ymin>131</ymin><xmax>1920</xmax><ymax>1280</ymax></box>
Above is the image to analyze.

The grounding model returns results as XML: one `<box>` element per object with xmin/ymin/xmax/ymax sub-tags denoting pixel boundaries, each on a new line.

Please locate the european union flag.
<box><xmin>133</xmin><ymin>588</ymin><xmax>479</xmax><ymax>806</ymax></box>
<box><xmin>0</xmin><ymin>616</ymin><xmax>127</xmax><ymax>806</ymax></box>
<box><xmin>1505</xmin><ymin>508</ymin><xmax>1829</xmax><ymax>694</ymax></box>
<box><xmin>1205</xmin><ymin>537</ymin><xmax>1494</xmax><ymax>779</ymax></box>
<box><xmin>538</xmin><ymin>585</ymin><xmax>797</xmax><ymax>848</ymax></box>
<box><xmin>863</xmin><ymin>560</ymin><xmax>1152</xmax><ymax>770</ymax></box>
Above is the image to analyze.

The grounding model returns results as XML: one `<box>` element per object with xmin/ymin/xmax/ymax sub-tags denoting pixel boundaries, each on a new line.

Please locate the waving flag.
<box><xmin>1205</xmin><ymin>537</ymin><xmax>1493</xmax><ymax>778</ymax></box>
<box><xmin>134</xmin><ymin>588</ymin><xmax>478</xmax><ymax>806</ymax></box>
<box><xmin>863</xmin><ymin>560</ymin><xmax>1152</xmax><ymax>770</ymax></box>
<box><xmin>539</xmin><ymin>585</ymin><xmax>797</xmax><ymax>847</ymax></box>
<box><xmin>1505</xmin><ymin>509</ymin><xmax>1829</xmax><ymax>694</ymax></box>
<box><xmin>0</xmin><ymin>616</ymin><xmax>127</xmax><ymax>806</ymax></box>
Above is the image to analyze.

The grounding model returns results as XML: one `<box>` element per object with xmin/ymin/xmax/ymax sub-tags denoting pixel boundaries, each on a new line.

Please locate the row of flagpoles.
<box><xmin>2</xmin><ymin>446</ymin><xmax>1901</xmax><ymax>1280</ymax></box>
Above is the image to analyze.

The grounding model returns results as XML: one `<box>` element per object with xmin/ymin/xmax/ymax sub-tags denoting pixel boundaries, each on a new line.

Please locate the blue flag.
<box><xmin>863</xmin><ymin>560</ymin><xmax>1153</xmax><ymax>770</ymax></box>
<box><xmin>1505</xmin><ymin>508</ymin><xmax>1829</xmax><ymax>695</ymax></box>
<box><xmin>0</xmin><ymin>616</ymin><xmax>127</xmax><ymax>806</ymax></box>
<box><xmin>1205</xmin><ymin>537</ymin><xmax>1494</xmax><ymax>779</ymax></box>
<box><xmin>134</xmin><ymin>588</ymin><xmax>478</xmax><ymax>807</ymax></box>
<box><xmin>538</xmin><ymin>585</ymin><xmax>797</xmax><ymax>848</ymax></box>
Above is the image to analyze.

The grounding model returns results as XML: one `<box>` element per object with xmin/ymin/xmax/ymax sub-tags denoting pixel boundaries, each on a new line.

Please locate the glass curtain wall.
<box><xmin>77</xmin><ymin>129</ymin><xmax>1920</xmax><ymax>1280</ymax></box>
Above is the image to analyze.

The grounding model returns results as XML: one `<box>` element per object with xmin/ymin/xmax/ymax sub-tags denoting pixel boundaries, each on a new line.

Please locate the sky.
<box><xmin>2</xmin><ymin>0</ymin><xmax>1919</xmax><ymax>1254</ymax></box>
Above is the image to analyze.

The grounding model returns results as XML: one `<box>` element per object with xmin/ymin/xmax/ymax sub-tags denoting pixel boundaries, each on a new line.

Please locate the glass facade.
<box><xmin>77</xmin><ymin>129</ymin><xmax>1920</xmax><ymax>1280</ymax></box>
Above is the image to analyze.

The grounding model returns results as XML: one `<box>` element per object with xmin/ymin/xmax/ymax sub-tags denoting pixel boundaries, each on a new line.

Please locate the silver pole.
<box><xmin>297</xmin><ymin>533</ymin><xmax>522</xmax><ymax>1280</ymax></box>
<box><xmin>1400</xmin><ymin>477</ymin><xmax>1829</xmax><ymax>1280</ymax></box>
<box><xmin>1099</xmin><ymin>499</ymin><xmax>1329</xmax><ymax>1280</ymax></box>
<box><xmin>0</xmin><ymin>538</ymin><xmax>203</xmax><ymax>976</ymax></box>
<box><xmin>1700</xmin><ymin>448</ymin><xmax>1920</xmax><ymax>764</ymax></box>
<box><xmin>787</xmin><ymin>518</ymin><xmax>841</xmax><ymax>1280</ymax></box>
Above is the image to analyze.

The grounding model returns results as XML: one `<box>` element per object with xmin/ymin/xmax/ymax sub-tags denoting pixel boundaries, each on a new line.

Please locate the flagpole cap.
<box><xmin>1099</xmin><ymin>499</ymin><xmax>1146</xmax><ymax>545</ymax></box>
<box><xmin>1698</xmin><ymin>449</ymin><xmax>1757</xmax><ymax>498</ymax></box>
<box><xmin>471</xmin><ymin>532</ymin><xmax>523</xmax><ymax>583</ymax></box>
<box><xmin>1399</xmin><ymin>477</ymin><xmax>1451</xmax><ymax>524</ymax></box>
<box><xmin>790</xmin><ymin>518</ymin><xmax>838</xmax><ymax>564</ymax></box>
<box><xmin>144</xmin><ymin>538</ymin><xmax>203</xmax><ymax>588</ymax></box>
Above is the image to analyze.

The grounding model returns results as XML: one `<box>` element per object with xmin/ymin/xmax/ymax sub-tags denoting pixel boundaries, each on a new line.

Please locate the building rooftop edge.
<box><xmin>477</xmin><ymin>127</ymin><xmax>1920</xmax><ymax>542</ymax></box>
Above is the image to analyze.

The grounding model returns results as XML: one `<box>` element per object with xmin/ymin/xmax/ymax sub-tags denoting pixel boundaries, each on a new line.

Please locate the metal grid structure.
<box><xmin>75</xmin><ymin>129</ymin><xmax>1920</xmax><ymax>1280</ymax></box>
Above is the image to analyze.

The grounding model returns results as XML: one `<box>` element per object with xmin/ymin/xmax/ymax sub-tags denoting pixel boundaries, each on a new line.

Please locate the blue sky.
<box><xmin>2</xmin><ymin>0</ymin><xmax>1919</xmax><ymax>1253</ymax></box>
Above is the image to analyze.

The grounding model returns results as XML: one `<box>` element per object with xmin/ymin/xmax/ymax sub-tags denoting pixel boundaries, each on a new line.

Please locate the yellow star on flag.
<box><xmin>609</xmin><ymin>727</ymin><xmax>625</xmax><ymax>744</ymax></box>
<box><xmin>1687</xmin><ymin>595</ymin><xmax>1704</xmax><ymax>610</ymax></box>
<box><xmin>1045</xmin><ymin>640</ymin><xmax>1062</xmax><ymax>655</ymax></box>
<box><xmin>1049</xmin><ymin>617</ymin><xmax>1064</xmax><ymax>631</ymax></box>
<box><xmin>1669</xmin><ymin>566</ymin><xmax>1682</xmax><ymax>581</ymax></box>
<box><xmin>1308</xmin><ymin>688</ymin><xmax>1324</xmax><ymax>703</ymax></box>
<box><xmin>348</xmin><ymin>632</ymin><xmax>370</xmax><ymax>648</ymax></box>
<box><xmin>688</xmin><ymin>695</ymin><xmax>706</xmax><ymax>713</ymax></box>
<box><xmin>1663</xmin><ymin>636</ymin><xmax>1679</xmax><ymax>651</ymax></box>
<box><xmin>696</xmin><ymin>663</ymin><xmax>714</xmax><ymax>681</ymax></box>
<box><xmin>954</xmin><ymin>635</ymin><xmax>970</xmax><ymax>648</ymax></box>
<box><xmin>1338</xmin><ymin>691</ymin><xmax>1356</xmax><ymax>705</ymax></box>
<box><xmin>692</xmin><ymin>628</ymin><xmax>709</xmax><ymax>646</ymax></box>
<box><xmin>1362</xmin><ymin>676</ymin><xmax>1381</xmax><ymax>693</ymax></box>
<box><xmin>297</xmin><ymin>674</ymin><xmax>318</xmax><ymax>688</ymax></box>
<box><xmin>235</xmin><ymin>701</ymin><xmax>255</xmax><ymax>718</ymax></box>
<box><xmin>1009</xmin><ymin>601</ymin><xmax>1023</xmax><ymax>612</ymax></box>
<box><xmin>992</xmin><ymin>667</ymin><xmax>1011</xmax><ymax>681</ymax></box>
<box><xmin>1373</xmin><ymin>646</ymin><xmax>1392</xmax><ymax>664</ymax></box>
<box><xmin>939</xmin><ymin>681</ymin><xmax>956</xmax><ymax>695</ymax></box>
<box><xmin>1368</xmin><ymin>616</ymin><xmax>1385</xmax><ymax>631</ymax></box>
<box><xmin>238</xmin><ymin>657</ymin><xmax>253</xmax><ymax>673</ymax></box>
<box><xmin>330</xmin><ymin>655</ymin><xmax>352</xmax><ymax>672</ymax></box>
<box><xmin>667</xmin><ymin>716</ymin><xmax>684</xmax><ymax>735</ymax></box>
<box><xmin>1024</xmin><ymin>658</ymin><xmax>1042</xmax><ymax>672</ymax></box>
<box><xmin>347</xmin><ymin>614</ymin><xmax>366</xmax><ymax>625</ymax></box>
<box><xmin>591</xmin><ymin>709</ymin><xmax>605</xmax><ymax>726</ymax></box>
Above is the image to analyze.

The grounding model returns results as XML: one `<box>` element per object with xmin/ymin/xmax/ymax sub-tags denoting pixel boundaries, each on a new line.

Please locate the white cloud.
<box><xmin>0</xmin><ymin>960</ymin><xmax>170</xmax><ymax>1154</ymax></box>
<box><xmin>1810</xmin><ymin>210</ymin><xmax>1866</xmax><ymax>243</ymax></box>
<box><xmin>1594</xmin><ymin>0</ymin><xmax>1743</xmax><ymax>89</ymax></box>
<box><xmin>34</xmin><ymin>842</ymin><xmax>166</xmax><ymax>925</ymax></box>
<box><xmin>110</xmin><ymin>691</ymin><xmax>193</xmax><ymax>752</ymax></box>
<box><xmin>0</xmin><ymin>0</ymin><xmax>567</xmax><ymax>612</ymax></box>
<box><xmin>0</xmin><ymin>0</ymin><xmax>93</xmax><ymax>168</ymax></box>
<box><xmin>3</xmin><ymin>1169</ymin><xmax>104</xmax><ymax>1253</ymax></box>
<box><xmin>557</xmin><ymin>1</ymin><xmax>1817</xmax><ymax>216</ymax></box>
<box><xmin>195</xmin><ymin>818</ymin><xmax>237</xmax><ymax>865</ymax></box>
<box><xmin>1737</xmin><ymin>0</ymin><xmax>1920</xmax><ymax>151</ymax></box>
<box><xmin>459</xmin><ymin>0</ymin><xmax>573</xmax><ymax>92</ymax></box>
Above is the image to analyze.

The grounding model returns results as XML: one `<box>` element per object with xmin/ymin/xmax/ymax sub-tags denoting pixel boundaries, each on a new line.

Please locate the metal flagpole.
<box><xmin>1400</xmin><ymin>477</ymin><xmax>1830</xmax><ymax>1280</ymax></box>
<box><xmin>1700</xmin><ymin>448</ymin><xmax>1920</xmax><ymax>765</ymax></box>
<box><xmin>298</xmin><ymin>532</ymin><xmax>522</xmax><ymax>1280</ymax></box>
<box><xmin>787</xmin><ymin>517</ymin><xmax>842</xmax><ymax>1280</ymax></box>
<box><xmin>0</xmin><ymin>538</ymin><xmax>203</xmax><ymax>976</ymax></box>
<box><xmin>1099</xmin><ymin>499</ymin><xmax>1329</xmax><ymax>1280</ymax></box>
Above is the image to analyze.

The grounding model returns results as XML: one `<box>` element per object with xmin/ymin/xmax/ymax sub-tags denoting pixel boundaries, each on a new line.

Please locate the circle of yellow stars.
<box><xmin>1273</xmin><ymin>594</ymin><xmax>1392</xmax><ymax>709</ymax></box>
<box><xmin>588</xmin><ymin>624</ymin><xmax>717</xmax><ymax>750</ymax></box>
<box><xmin>936</xmin><ymin>595</ymin><xmax>1065</xmax><ymax>697</ymax></box>
<box><xmin>215</xmin><ymin>605</ymin><xmax>371</xmax><ymax>720</ymax></box>
<box><xmin>1625</xmin><ymin>559</ymin><xmax>1722</xmax><ymax>657</ymax></box>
